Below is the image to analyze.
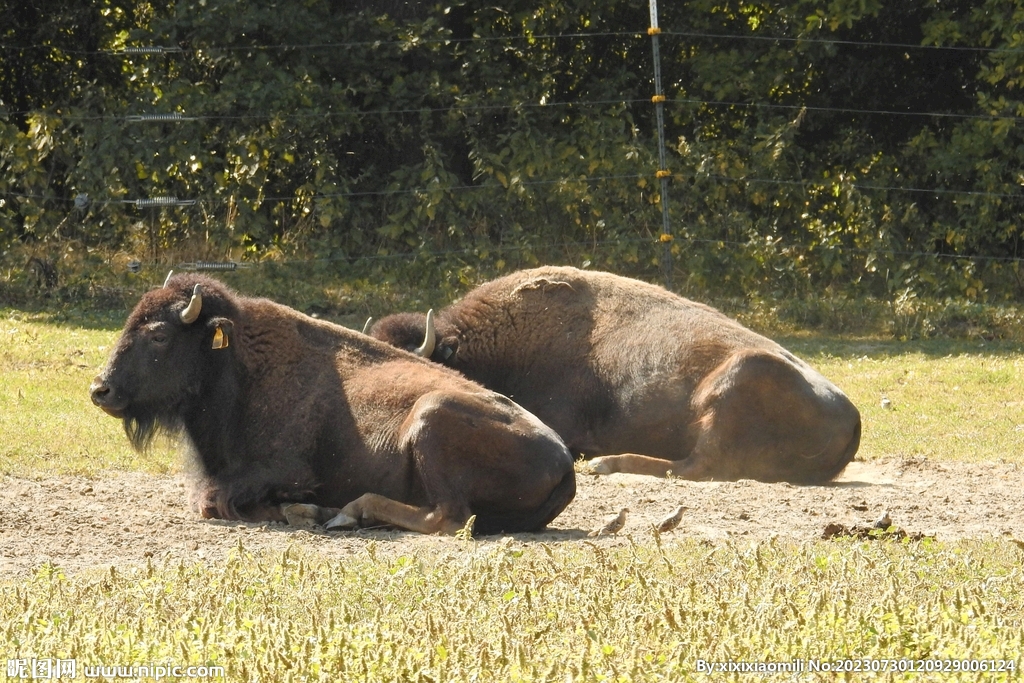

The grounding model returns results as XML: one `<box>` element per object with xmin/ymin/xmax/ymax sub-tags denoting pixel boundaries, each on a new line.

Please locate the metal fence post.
<box><xmin>649</xmin><ymin>0</ymin><xmax>674</xmax><ymax>291</ymax></box>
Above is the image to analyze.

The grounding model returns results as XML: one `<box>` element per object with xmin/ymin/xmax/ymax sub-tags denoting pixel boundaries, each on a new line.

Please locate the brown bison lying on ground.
<box><xmin>90</xmin><ymin>274</ymin><xmax>575</xmax><ymax>534</ymax></box>
<box><xmin>370</xmin><ymin>266</ymin><xmax>861</xmax><ymax>484</ymax></box>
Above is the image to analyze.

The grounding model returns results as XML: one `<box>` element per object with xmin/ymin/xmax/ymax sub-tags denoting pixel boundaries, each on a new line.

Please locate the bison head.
<box><xmin>90</xmin><ymin>274</ymin><xmax>236</xmax><ymax>451</ymax></box>
<box><xmin>370</xmin><ymin>309</ymin><xmax>458</xmax><ymax>362</ymax></box>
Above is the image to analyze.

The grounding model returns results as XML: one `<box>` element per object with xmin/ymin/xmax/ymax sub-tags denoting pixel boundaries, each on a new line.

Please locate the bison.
<box><xmin>370</xmin><ymin>266</ymin><xmax>861</xmax><ymax>484</ymax></box>
<box><xmin>89</xmin><ymin>274</ymin><xmax>575</xmax><ymax>535</ymax></box>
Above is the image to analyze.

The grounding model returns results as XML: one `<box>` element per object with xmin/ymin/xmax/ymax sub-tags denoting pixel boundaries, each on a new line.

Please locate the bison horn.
<box><xmin>361</xmin><ymin>317</ymin><xmax>374</xmax><ymax>335</ymax></box>
<box><xmin>414</xmin><ymin>309</ymin><xmax>436</xmax><ymax>358</ymax></box>
<box><xmin>163</xmin><ymin>270</ymin><xmax>174</xmax><ymax>288</ymax></box>
<box><xmin>180</xmin><ymin>284</ymin><xmax>203</xmax><ymax>324</ymax></box>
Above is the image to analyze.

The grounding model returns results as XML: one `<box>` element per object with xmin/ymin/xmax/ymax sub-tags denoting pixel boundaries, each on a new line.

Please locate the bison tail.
<box><xmin>473</xmin><ymin>468</ymin><xmax>577</xmax><ymax>535</ymax></box>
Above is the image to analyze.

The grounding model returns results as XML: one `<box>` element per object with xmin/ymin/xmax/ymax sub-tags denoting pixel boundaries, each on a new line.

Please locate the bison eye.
<box><xmin>151</xmin><ymin>332</ymin><xmax>168</xmax><ymax>345</ymax></box>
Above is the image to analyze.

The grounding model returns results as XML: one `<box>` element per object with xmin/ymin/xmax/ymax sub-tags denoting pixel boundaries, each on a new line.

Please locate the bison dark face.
<box><xmin>90</xmin><ymin>281</ymin><xmax>234</xmax><ymax>451</ymax></box>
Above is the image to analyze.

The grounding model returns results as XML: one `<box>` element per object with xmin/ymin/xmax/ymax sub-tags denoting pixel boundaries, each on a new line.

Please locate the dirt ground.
<box><xmin>2</xmin><ymin>457</ymin><xmax>1022</xmax><ymax>577</ymax></box>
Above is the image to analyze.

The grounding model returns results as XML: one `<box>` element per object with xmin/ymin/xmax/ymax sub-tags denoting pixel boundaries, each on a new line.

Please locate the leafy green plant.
<box><xmin>3</xmin><ymin>0</ymin><xmax>1023</xmax><ymax>303</ymax></box>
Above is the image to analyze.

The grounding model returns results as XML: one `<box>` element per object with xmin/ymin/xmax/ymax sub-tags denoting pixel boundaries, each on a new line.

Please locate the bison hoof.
<box><xmin>586</xmin><ymin>458</ymin><xmax>616</xmax><ymax>476</ymax></box>
<box><xmin>324</xmin><ymin>511</ymin><xmax>359</xmax><ymax>530</ymax></box>
<box><xmin>282</xmin><ymin>503</ymin><xmax>322</xmax><ymax>528</ymax></box>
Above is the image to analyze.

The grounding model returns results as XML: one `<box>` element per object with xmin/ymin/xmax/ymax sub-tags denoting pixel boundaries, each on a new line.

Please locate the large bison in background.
<box><xmin>90</xmin><ymin>274</ymin><xmax>575</xmax><ymax>535</ymax></box>
<box><xmin>370</xmin><ymin>266</ymin><xmax>861</xmax><ymax>484</ymax></box>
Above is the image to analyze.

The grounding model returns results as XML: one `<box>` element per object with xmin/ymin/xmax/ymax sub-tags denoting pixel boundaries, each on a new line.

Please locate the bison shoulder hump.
<box><xmin>511</xmin><ymin>277</ymin><xmax>576</xmax><ymax>298</ymax></box>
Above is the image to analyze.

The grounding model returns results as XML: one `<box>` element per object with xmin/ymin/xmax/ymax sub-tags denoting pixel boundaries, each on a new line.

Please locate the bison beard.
<box><xmin>90</xmin><ymin>274</ymin><xmax>576</xmax><ymax>534</ymax></box>
<box><xmin>124</xmin><ymin>413</ymin><xmax>165</xmax><ymax>453</ymax></box>
<box><xmin>370</xmin><ymin>266</ymin><xmax>862</xmax><ymax>485</ymax></box>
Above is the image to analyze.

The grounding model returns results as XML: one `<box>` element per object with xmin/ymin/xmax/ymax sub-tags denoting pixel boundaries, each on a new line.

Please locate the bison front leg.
<box><xmin>324</xmin><ymin>493</ymin><xmax>470</xmax><ymax>535</ymax></box>
<box><xmin>281</xmin><ymin>503</ymin><xmax>343</xmax><ymax>528</ymax></box>
<box><xmin>192</xmin><ymin>482</ymin><xmax>294</xmax><ymax>522</ymax></box>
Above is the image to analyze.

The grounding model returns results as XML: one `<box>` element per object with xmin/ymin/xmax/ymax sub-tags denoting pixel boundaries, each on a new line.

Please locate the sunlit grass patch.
<box><xmin>0</xmin><ymin>311</ymin><xmax>178</xmax><ymax>477</ymax></box>
<box><xmin>787</xmin><ymin>339</ymin><xmax>1024</xmax><ymax>465</ymax></box>
<box><xmin>2</xmin><ymin>538</ymin><xmax>1021</xmax><ymax>681</ymax></box>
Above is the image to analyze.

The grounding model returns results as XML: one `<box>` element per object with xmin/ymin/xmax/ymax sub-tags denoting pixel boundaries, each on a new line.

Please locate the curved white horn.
<box><xmin>163</xmin><ymin>270</ymin><xmax>174</xmax><ymax>288</ymax></box>
<box><xmin>361</xmin><ymin>317</ymin><xmax>374</xmax><ymax>335</ymax></box>
<box><xmin>180</xmin><ymin>284</ymin><xmax>203</xmax><ymax>324</ymax></box>
<box><xmin>413</xmin><ymin>309</ymin><xmax>436</xmax><ymax>358</ymax></box>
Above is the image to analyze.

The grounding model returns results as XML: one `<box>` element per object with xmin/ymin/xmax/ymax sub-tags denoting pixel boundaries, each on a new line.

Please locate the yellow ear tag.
<box><xmin>212</xmin><ymin>326</ymin><xmax>228</xmax><ymax>349</ymax></box>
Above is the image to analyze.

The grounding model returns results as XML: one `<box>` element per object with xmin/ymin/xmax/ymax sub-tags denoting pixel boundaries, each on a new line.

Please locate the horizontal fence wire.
<box><xmin>5</xmin><ymin>101</ymin><xmax>1021</xmax><ymax>126</ymax></box>
<box><xmin>5</xmin><ymin>168</ymin><xmax>1021</xmax><ymax>206</ymax></box>
<box><xmin>16</xmin><ymin>230</ymin><xmax>984</xmax><ymax>274</ymax></box>
<box><xmin>2</xmin><ymin>21</ymin><xmax>1023</xmax><ymax>270</ymax></box>
<box><xmin>3</xmin><ymin>27</ymin><xmax>1024</xmax><ymax>54</ymax></box>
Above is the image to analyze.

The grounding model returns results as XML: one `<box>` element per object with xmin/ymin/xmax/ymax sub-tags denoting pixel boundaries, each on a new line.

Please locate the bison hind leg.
<box><xmin>685</xmin><ymin>350</ymin><xmax>861</xmax><ymax>483</ymax></box>
<box><xmin>396</xmin><ymin>390</ymin><xmax>576</xmax><ymax>534</ymax></box>
<box><xmin>586</xmin><ymin>453</ymin><xmax>712</xmax><ymax>479</ymax></box>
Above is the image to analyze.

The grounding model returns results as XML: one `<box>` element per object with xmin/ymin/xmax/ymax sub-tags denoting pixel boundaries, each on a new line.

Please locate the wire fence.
<box><xmin>2</xmin><ymin>99</ymin><xmax>1019</xmax><ymax>137</ymax></box>
<box><xmin>2</xmin><ymin>12</ymin><xmax>1023</xmax><ymax>277</ymax></box>
<box><xmin>4</xmin><ymin>27</ymin><xmax>1024</xmax><ymax>54</ymax></box>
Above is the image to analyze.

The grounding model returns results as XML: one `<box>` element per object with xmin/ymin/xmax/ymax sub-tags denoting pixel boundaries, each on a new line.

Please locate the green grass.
<box><xmin>3</xmin><ymin>540</ymin><xmax>1021</xmax><ymax>681</ymax></box>
<box><xmin>0</xmin><ymin>310</ymin><xmax>179</xmax><ymax>477</ymax></box>
<box><xmin>787</xmin><ymin>338</ymin><xmax>1024</xmax><ymax>465</ymax></box>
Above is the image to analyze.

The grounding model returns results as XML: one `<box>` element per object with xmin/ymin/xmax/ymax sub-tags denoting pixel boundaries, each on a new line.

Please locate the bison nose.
<box><xmin>90</xmin><ymin>377</ymin><xmax>126</xmax><ymax>417</ymax></box>
<box><xmin>90</xmin><ymin>377</ymin><xmax>111</xmax><ymax>406</ymax></box>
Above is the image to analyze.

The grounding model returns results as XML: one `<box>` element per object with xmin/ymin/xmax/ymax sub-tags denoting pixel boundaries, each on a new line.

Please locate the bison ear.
<box><xmin>437</xmin><ymin>336</ymin><xmax>458</xmax><ymax>363</ymax></box>
<box><xmin>207</xmin><ymin>317</ymin><xmax>234</xmax><ymax>350</ymax></box>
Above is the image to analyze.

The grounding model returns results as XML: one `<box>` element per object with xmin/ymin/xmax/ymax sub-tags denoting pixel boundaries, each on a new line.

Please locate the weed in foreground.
<box><xmin>2</xmin><ymin>538</ymin><xmax>1021</xmax><ymax>681</ymax></box>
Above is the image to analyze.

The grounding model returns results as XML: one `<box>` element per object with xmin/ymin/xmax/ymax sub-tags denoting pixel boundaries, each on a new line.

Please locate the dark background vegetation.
<box><xmin>1</xmin><ymin>0</ymin><xmax>1022</xmax><ymax>336</ymax></box>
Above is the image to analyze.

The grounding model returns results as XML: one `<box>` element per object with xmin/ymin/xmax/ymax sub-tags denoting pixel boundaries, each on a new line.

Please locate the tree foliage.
<box><xmin>1</xmin><ymin>0</ymin><xmax>1022</xmax><ymax>301</ymax></box>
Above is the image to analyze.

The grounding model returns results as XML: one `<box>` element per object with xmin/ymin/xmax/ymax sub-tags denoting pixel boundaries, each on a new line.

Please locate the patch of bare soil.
<box><xmin>1</xmin><ymin>458</ymin><xmax>1021</xmax><ymax>577</ymax></box>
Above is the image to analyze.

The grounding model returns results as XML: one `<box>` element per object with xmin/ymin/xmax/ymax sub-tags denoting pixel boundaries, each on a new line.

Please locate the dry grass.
<box><xmin>3</xmin><ymin>538</ymin><xmax>1023</xmax><ymax>681</ymax></box>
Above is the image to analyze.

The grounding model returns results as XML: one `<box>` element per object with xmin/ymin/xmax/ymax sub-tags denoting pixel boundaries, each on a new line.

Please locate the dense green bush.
<box><xmin>1</xmin><ymin>0</ymin><xmax>1022</xmax><ymax>304</ymax></box>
